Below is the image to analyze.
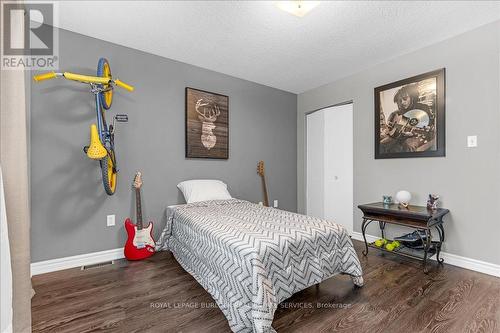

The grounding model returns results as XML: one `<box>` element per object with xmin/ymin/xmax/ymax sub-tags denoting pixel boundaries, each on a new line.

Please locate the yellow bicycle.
<box><xmin>34</xmin><ymin>58</ymin><xmax>134</xmax><ymax>195</ymax></box>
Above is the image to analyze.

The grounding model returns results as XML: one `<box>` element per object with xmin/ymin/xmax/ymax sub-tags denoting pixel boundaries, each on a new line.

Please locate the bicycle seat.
<box><xmin>87</xmin><ymin>124</ymin><xmax>107</xmax><ymax>160</ymax></box>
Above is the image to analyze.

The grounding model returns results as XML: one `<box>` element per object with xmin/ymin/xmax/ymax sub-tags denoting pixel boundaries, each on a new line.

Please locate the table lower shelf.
<box><xmin>367</xmin><ymin>240</ymin><xmax>440</xmax><ymax>261</ymax></box>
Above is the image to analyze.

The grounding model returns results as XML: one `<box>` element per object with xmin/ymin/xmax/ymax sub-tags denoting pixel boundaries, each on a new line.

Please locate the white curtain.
<box><xmin>0</xmin><ymin>2</ymin><xmax>32</xmax><ymax>330</ymax></box>
<box><xmin>0</xmin><ymin>167</ymin><xmax>13</xmax><ymax>333</ymax></box>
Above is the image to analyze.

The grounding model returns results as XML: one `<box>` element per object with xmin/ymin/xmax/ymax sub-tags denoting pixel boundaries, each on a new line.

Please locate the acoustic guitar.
<box><xmin>385</xmin><ymin>113</ymin><xmax>434</xmax><ymax>141</ymax></box>
<box><xmin>257</xmin><ymin>161</ymin><xmax>269</xmax><ymax>207</ymax></box>
<box><xmin>124</xmin><ymin>172</ymin><xmax>155</xmax><ymax>260</ymax></box>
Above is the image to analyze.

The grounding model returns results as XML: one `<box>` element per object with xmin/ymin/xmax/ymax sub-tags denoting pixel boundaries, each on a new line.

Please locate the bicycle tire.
<box><xmin>97</xmin><ymin>58</ymin><xmax>113</xmax><ymax>110</ymax></box>
<box><xmin>100</xmin><ymin>150</ymin><xmax>117</xmax><ymax>195</ymax></box>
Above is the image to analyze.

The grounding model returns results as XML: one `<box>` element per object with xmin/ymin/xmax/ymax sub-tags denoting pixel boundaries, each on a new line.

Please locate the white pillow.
<box><xmin>177</xmin><ymin>179</ymin><xmax>232</xmax><ymax>204</ymax></box>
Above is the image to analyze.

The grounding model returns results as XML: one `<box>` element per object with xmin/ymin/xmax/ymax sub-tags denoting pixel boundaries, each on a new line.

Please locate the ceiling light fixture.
<box><xmin>275</xmin><ymin>1</ymin><xmax>321</xmax><ymax>17</ymax></box>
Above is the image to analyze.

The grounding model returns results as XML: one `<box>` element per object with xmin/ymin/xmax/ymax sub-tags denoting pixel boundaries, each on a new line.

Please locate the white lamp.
<box><xmin>395</xmin><ymin>190</ymin><xmax>412</xmax><ymax>208</ymax></box>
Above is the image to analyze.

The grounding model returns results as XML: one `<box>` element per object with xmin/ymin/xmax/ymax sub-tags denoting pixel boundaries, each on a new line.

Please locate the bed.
<box><xmin>156</xmin><ymin>199</ymin><xmax>363</xmax><ymax>333</ymax></box>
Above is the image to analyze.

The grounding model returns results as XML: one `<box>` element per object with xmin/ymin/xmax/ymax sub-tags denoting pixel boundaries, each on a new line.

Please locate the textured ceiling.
<box><xmin>56</xmin><ymin>1</ymin><xmax>500</xmax><ymax>93</ymax></box>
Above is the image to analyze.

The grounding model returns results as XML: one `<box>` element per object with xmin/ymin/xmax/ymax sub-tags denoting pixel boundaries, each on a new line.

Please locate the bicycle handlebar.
<box><xmin>33</xmin><ymin>71</ymin><xmax>134</xmax><ymax>92</ymax></box>
<box><xmin>114</xmin><ymin>79</ymin><xmax>134</xmax><ymax>92</ymax></box>
<box><xmin>33</xmin><ymin>72</ymin><xmax>57</xmax><ymax>82</ymax></box>
<box><xmin>63</xmin><ymin>72</ymin><xmax>110</xmax><ymax>84</ymax></box>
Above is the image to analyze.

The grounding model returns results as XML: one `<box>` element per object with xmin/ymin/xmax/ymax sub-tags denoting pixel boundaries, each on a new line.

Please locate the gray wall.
<box><xmin>298</xmin><ymin>21</ymin><xmax>500</xmax><ymax>265</ymax></box>
<box><xmin>31</xmin><ymin>28</ymin><xmax>297</xmax><ymax>262</ymax></box>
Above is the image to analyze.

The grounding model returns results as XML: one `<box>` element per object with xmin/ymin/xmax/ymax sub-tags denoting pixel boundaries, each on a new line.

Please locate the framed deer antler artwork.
<box><xmin>185</xmin><ymin>87</ymin><xmax>229</xmax><ymax>159</ymax></box>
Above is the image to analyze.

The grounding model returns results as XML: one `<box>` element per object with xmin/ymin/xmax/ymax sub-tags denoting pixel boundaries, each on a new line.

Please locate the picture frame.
<box><xmin>185</xmin><ymin>87</ymin><xmax>229</xmax><ymax>159</ymax></box>
<box><xmin>374</xmin><ymin>68</ymin><xmax>445</xmax><ymax>159</ymax></box>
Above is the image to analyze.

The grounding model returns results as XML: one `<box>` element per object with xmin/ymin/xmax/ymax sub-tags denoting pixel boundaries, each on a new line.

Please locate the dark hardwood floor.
<box><xmin>32</xmin><ymin>240</ymin><xmax>500</xmax><ymax>332</ymax></box>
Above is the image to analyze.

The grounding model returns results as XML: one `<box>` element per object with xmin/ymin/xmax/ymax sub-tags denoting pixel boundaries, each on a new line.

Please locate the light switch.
<box><xmin>273</xmin><ymin>200</ymin><xmax>278</xmax><ymax>208</ymax></box>
<box><xmin>467</xmin><ymin>135</ymin><xmax>477</xmax><ymax>148</ymax></box>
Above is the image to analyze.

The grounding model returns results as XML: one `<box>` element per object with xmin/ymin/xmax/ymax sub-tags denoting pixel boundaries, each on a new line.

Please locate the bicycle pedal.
<box><xmin>114</xmin><ymin>114</ymin><xmax>128</xmax><ymax>122</ymax></box>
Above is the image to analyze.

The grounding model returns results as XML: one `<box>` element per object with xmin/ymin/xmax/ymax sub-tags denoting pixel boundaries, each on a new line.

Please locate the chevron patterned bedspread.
<box><xmin>156</xmin><ymin>199</ymin><xmax>363</xmax><ymax>333</ymax></box>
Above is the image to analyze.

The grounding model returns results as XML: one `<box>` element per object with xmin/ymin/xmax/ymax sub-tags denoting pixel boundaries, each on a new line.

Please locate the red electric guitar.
<box><xmin>124</xmin><ymin>172</ymin><xmax>155</xmax><ymax>260</ymax></box>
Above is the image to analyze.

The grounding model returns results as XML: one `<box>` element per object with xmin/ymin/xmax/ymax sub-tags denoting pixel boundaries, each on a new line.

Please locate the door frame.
<box><xmin>304</xmin><ymin>100</ymin><xmax>354</xmax><ymax>228</ymax></box>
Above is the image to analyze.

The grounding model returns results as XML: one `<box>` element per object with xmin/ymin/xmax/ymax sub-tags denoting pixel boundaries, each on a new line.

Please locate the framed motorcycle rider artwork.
<box><xmin>374</xmin><ymin>68</ymin><xmax>445</xmax><ymax>159</ymax></box>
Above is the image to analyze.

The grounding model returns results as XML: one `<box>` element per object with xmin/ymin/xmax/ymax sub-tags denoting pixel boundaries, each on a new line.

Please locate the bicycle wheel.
<box><xmin>100</xmin><ymin>149</ymin><xmax>117</xmax><ymax>195</ymax></box>
<box><xmin>97</xmin><ymin>58</ymin><xmax>113</xmax><ymax>110</ymax></box>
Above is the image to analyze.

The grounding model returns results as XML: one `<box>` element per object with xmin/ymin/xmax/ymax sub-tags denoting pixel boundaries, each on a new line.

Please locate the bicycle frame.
<box><xmin>91</xmin><ymin>84</ymin><xmax>107</xmax><ymax>143</ymax></box>
<box><xmin>91</xmin><ymin>84</ymin><xmax>116</xmax><ymax>168</ymax></box>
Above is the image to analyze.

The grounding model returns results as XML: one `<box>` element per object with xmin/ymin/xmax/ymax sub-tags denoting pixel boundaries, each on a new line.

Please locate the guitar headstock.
<box><xmin>133</xmin><ymin>172</ymin><xmax>143</xmax><ymax>189</ymax></box>
<box><xmin>257</xmin><ymin>161</ymin><xmax>265</xmax><ymax>177</ymax></box>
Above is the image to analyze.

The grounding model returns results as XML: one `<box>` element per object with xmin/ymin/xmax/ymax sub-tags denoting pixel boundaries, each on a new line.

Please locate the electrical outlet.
<box><xmin>258</xmin><ymin>202</ymin><xmax>263</xmax><ymax>206</ymax></box>
<box><xmin>467</xmin><ymin>135</ymin><xmax>477</xmax><ymax>148</ymax></box>
<box><xmin>106</xmin><ymin>214</ymin><xmax>115</xmax><ymax>227</ymax></box>
<box><xmin>273</xmin><ymin>200</ymin><xmax>278</xmax><ymax>208</ymax></box>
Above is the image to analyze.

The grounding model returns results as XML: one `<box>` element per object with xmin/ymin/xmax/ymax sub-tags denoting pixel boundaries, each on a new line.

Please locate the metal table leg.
<box><xmin>361</xmin><ymin>218</ymin><xmax>372</xmax><ymax>256</ymax></box>
<box><xmin>379</xmin><ymin>221</ymin><xmax>386</xmax><ymax>239</ymax></box>
<box><xmin>435</xmin><ymin>223</ymin><xmax>445</xmax><ymax>264</ymax></box>
<box><xmin>421</xmin><ymin>228</ymin><xmax>432</xmax><ymax>273</ymax></box>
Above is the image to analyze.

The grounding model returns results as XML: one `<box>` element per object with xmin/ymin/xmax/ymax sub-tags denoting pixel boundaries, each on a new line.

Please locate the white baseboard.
<box><xmin>351</xmin><ymin>232</ymin><xmax>500</xmax><ymax>278</ymax></box>
<box><xmin>352</xmin><ymin>232</ymin><xmax>379</xmax><ymax>244</ymax></box>
<box><xmin>31</xmin><ymin>248</ymin><xmax>124</xmax><ymax>276</ymax></box>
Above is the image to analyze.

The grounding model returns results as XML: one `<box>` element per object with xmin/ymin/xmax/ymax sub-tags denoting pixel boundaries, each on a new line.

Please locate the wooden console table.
<box><xmin>358</xmin><ymin>202</ymin><xmax>449</xmax><ymax>273</ymax></box>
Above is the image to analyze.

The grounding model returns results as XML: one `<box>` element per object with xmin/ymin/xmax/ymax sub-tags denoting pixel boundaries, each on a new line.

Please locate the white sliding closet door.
<box><xmin>306</xmin><ymin>110</ymin><xmax>325</xmax><ymax>219</ymax></box>
<box><xmin>306</xmin><ymin>103</ymin><xmax>353</xmax><ymax>234</ymax></box>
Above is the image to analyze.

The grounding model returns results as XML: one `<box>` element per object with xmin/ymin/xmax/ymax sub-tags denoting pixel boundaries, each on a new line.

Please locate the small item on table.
<box><xmin>382</xmin><ymin>195</ymin><xmax>392</xmax><ymax>205</ymax></box>
<box><xmin>395</xmin><ymin>190</ymin><xmax>412</xmax><ymax>208</ymax></box>
<box><xmin>427</xmin><ymin>194</ymin><xmax>439</xmax><ymax>210</ymax></box>
<box><xmin>395</xmin><ymin>230</ymin><xmax>427</xmax><ymax>243</ymax></box>
<box><xmin>385</xmin><ymin>240</ymin><xmax>401</xmax><ymax>251</ymax></box>
<box><xmin>395</xmin><ymin>231</ymin><xmax>427</xmax><ymax>249</ymax></box>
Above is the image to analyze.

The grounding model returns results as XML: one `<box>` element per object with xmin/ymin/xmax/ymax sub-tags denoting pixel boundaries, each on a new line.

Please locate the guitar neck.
<box><xmin>135</xmin><ymin>187</ymin><xmax>143</xmax><ymax>229</ymax></box>
<box><xmin>260</xmin><ymin>175</ymin><xmax>269</xmax><ymax>207</ymax></box>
